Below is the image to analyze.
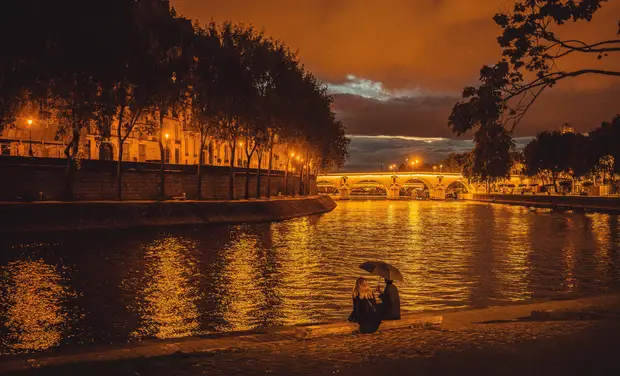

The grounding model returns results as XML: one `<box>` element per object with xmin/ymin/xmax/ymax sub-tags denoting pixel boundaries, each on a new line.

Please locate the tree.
<box><xmin>596</xmin><ymin>155</ymin><xmax>615</xmax><ymax>184</ymax></box>
<box><xmin>523</xmin><ymin>130</ymin><xmax>590</xmax><ymax>189</ymax></box>
<box><xmin>135</xmin><ymin>1</ymin><xmax>194</xmax><ymax>200</ymax></box>
<box><xmin>190</xmin><ymin>23</ymin><xmax>225</xmax><ymax>199</ymax></box>
<box><xmin>451</xmin><ymin>0</ymin><xmax>619</xmax><ymax>136</ymax></box>
<box><xmin>469</xmin><ymin>124</ymin><xmax>515</xmax><ymax>190</ymax></box>
<box><xmin>40</xmin><ymin>0</ymin><xmax>136</xmax><ymax>199</ymax></box>
<box><xmin>440</xmin><ymin>152</ymin><xmax>471</xmax><ymax>173</ymax></box>
<box><xmin>215</xmin><ymin>23</ymin><xmax>257</xmax><ymax>200</ymax></box>
<box><xmin>588</xmin><ymin>115</ymin><xmax>620</xmax><ymax>175</ymax></box>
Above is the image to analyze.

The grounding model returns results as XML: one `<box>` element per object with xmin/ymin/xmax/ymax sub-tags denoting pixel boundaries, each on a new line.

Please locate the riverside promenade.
<box><xmin>467</xmin><ymin>193</ymin><xmax>620</xmax><ymax>213</ymax></box>
<box><xmin>3</xmin><ymin>295</ymin><xmax>620</xmax><ymax>375</ymax></box>
<box><xmin>0</xmin><ymin>195</ymin><xmax>336</xmax><ymax>233</ymax></box>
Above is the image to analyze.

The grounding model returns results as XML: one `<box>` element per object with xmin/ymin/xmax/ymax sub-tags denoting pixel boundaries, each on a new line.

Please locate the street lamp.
<box><xmin>439</xmin><ymin>164</ymin><xmax>443</xmax><ymax>173</ymax></box>
<box><xmin>27</xmin><ymin>119</ymin><xmax>33</xmax><ymax>156</ymax></box>
<box><xmin>164</xmin><ymin>133</ymin><xmax>170</xmax><ymax>163</ymax></box>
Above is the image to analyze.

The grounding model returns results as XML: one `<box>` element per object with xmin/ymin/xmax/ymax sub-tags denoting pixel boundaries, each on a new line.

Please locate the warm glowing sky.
<box><xmin>171</xmin><ymin>0</ymin><xmax>620</xmax><ymax>169</ymax></box>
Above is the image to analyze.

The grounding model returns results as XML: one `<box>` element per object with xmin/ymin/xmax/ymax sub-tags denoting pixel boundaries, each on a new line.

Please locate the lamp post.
<box><xmin>439</xmin><ymin>164</ymin><xmax>443</xmax><ymax>173</ymax></box>
<box><xmin>27</xmin><ymin>119</ymin><xmax>33</xmax><ymax>156</ymax></box>
<box><xmin>164</xmin><ymin>133</ymin><xmax>170</xmax><ymax>163</ymax></box>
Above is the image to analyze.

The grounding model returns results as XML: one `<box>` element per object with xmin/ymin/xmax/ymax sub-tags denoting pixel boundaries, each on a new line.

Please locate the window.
<box><xmin>122</xmin><ymin>143</ymin><xmax>130</xmax><ymax>161</ymax></box>
<box><xmin>138</xmin><ymin>144</ymin><xmax>146</xmax><ymax>162</ymax></box>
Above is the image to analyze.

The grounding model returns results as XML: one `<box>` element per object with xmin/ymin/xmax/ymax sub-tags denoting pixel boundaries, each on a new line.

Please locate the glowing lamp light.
<box><xmin>27</xmin><ymin>119</ymin><xmax>33</xmax><ymax>126</ymax></box>
<box><xmin>290</xmin><ymin>152</ymin><xmax>295</xmax><ymax>157</ymax></box>
<box><xmin>164</xmin><ymin>133</ymin><xmax>169</xmax><ymax>140</ymax></box>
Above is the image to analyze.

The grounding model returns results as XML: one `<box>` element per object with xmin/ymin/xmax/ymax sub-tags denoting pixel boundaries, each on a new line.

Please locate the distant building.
<box><xmin>0</xmin><ymin>112</ymin><xmax>289</xmax><ymax>171</ymax></box>
<box><xmin>560</xmin><ymin>123</ymin><xmax>574</xmax><ymax>134</ymax></box>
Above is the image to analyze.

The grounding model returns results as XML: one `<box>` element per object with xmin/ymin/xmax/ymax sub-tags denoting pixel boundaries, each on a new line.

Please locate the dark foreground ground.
<box><xmin>4</xmin><ymin>297</ymin><xmax>620</xmax><ymax>376</ymax></box>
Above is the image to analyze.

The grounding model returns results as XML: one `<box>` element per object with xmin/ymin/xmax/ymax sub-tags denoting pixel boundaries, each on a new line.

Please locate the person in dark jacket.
<box><xmin>348</xmin><ymin>277</ymin><xmax>381</xmax><ymax>333</ymax></box>
<box><xmin>377</xmin><ymin>279</ymin><xmax>400</xmax><ymax>320</ymax></box>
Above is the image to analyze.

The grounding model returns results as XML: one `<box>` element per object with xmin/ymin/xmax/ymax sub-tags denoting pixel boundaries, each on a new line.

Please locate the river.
<box><xmin>2</xmin><ymin>200</ymin><xmax>620</xmax><ymax>354</ymax></box>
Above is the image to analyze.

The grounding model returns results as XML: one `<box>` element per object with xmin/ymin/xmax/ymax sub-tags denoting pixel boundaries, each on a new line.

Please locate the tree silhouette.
<box><xmin>451</xmin><ymin>0</ymin><xmax>619</xmax><ymax>135</ymax></box>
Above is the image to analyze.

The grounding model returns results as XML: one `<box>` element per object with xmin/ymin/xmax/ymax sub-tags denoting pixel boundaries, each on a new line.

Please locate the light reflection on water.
<box><xmin>0</xmin><ymin>258</ymin><xmax>77</xmax><ymax>353</ymax></box>
<box><xmin>125</xmin><ymin>237</ymin><xmax>202</xmax><ymax>340</ymax></box>
<box><xmin>2</xmin><ymin>200</ymin><xmax>620</xmax><ymax>354</ymax></box>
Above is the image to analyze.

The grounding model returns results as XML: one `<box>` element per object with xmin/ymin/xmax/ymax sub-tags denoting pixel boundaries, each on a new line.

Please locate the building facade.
<box><xmin>0</xmin><ymin>115</ymin><xmax>292</xmax><ymax>172</ymax></box>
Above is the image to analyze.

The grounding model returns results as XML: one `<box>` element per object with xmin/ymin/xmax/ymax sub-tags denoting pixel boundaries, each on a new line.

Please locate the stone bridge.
<box><xmin>316</xmin><ymin>172</ymin><xmax>486</xmax><ymax>200</ymax></box>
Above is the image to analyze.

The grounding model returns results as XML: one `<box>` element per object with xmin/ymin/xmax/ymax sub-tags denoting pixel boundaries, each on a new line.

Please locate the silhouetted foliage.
<box><xmin>0</xmin><ymin>0</ymin><xmax>349</xmax><ymax>200</ymax></box>
<box><xmin>449</xmin><ymin>0</ymin><xmax>618</xmax><ymax>184</ymax></box>
<box><xmin>523</xmin><ymin>116</ymin><xmax>620</xmax><ymax>185</ymax></box>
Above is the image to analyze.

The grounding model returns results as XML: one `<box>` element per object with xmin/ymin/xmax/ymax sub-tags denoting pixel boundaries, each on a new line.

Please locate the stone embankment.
<box><xmin>466</xmin><ymin>193</ymin><xmax>620</xmax><ymax>213</ymax></box>
<box><xmin>0</xmin><ymin>195</ymin><xmax>336</xmax><ymax>233</ymax></box>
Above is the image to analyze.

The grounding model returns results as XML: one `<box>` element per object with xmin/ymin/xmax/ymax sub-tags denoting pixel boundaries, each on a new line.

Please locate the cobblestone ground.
<box><xmin>12</xmin><ymin>317</ymin><xmax>620</xmax><ymax>376</ymax></box>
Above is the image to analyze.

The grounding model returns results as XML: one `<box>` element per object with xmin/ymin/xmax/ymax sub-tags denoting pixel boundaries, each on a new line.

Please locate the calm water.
<box><xmin>2</xmin><ymin>200</ymin><xmax>620</xmax><ymax>354</ymax></box>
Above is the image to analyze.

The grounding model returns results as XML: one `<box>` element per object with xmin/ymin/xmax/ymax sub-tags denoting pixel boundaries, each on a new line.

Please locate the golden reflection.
<box><xmin>129</xmin><ymin>237</ymin><xmax>201</xmax><ymax>340</ymax></box>
<box><xmin>271</xmin><ymin>217</ymin><xmax>323</xmax><ymax>326</ymax></box>
<box><xmin>493</xmin><ymin>205</ymin><xmax>532</xmax><ymax>302</ymax></box>
<box><xmin>561</xmin><ymin>245</ymin><xmax>577</xmax><ymax>293</ymax></box>
<box><xmin>218</xmin><ymin>229</ymin><xmax>264</xmax><ymax>331</ymax></box>
<box><xmin>0</xmin><ymin>259</ymin><xmax>75</xmax><ymax>353</ymax></box>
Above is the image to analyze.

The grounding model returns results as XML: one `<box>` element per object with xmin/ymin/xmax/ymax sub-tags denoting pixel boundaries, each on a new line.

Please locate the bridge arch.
<box><xmin>350</xmin><ymin>180</ymin><xmax>387</xmax><ymax>197</ymax></box>
<box><xmin>317</xmin><ymin>180</ymin><xmax>338</xmax><ymax>195</ymax></box>
<box><xmin>446</xmin><ymin>180</ymin><xmax>469</xmax><ymax>194</ymax></box>
<box><xmin>402</xmin><ymin>178</ymin><xmax>431</xmax><ymax>198</ymax></box>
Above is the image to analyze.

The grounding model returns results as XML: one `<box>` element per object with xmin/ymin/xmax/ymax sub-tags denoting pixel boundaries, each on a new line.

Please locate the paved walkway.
<box><xmin>3</xmin><ymin>294</ymin><xmax>620</xmax><ymax>375</ymax></box>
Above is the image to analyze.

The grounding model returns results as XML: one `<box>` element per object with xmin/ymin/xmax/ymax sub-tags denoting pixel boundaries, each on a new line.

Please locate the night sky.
<box><xmin>171</xmin><ymin>0</ymin><xmax>620</xmax><ymax>171</ymax></box>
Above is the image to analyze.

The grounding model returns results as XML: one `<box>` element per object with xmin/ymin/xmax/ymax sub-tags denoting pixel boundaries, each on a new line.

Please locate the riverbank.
<box><xmin>466</xmin><ymin>193</ymin><xmax>620</xmax><ymax>213</ymax></box>
<box><xmin>4</xmin><ymin>294</ymin><xmax>620</xmax><ymax>375</ymax></box>
<box><xmin>0</xmin><ymin>195</ymin><xmax>336</xmax><ymax>233</ymax></box>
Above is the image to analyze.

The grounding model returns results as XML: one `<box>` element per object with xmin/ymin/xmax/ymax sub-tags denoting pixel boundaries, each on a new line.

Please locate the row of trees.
<box><xmin>440</xmin><ymin>115</ymin><xmax>620</xmax><ymax>189</ymax></box>
<box><xmin>523</xmin><ymin>115</ymin><xmax>620</xmax><ymax>186</ymax></box>
<box><xmin>447</xmin><ymin>0</ymin><xmax>619</xmax><ymax>180</ymax></box>
<box><xmin>0</xmin><ymin>0</ymin><xmax>349</xmax><ymax>200</ymax></box>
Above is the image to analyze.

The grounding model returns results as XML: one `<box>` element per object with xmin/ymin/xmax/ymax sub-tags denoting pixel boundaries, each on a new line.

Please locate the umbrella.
<box><xmin>359</xmin><ymin>261</ymin><xmax>404</xmax><ymax>281</ymax></box>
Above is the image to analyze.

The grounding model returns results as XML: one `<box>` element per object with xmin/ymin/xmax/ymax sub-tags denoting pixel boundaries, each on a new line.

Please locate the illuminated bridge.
<box><xmin>316</xmin><ymin>172</ymin><xmax>487</xmax><ymax>200</ymax></box>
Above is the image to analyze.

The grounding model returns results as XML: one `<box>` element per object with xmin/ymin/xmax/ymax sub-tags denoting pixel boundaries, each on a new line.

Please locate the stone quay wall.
<box><xmin>0</xmin><ymin>195</ymin><xmax>336</xmax><ymax>233</ymax></box>
<box><xmin>467</xmin><ymin>193</ymin><xmax>620</xmax><ymax>213</ymax></box>
<box><xmin>0</xmin><ymin>156</ymin><xmax>316</xmax><ymax>201</ymax></box>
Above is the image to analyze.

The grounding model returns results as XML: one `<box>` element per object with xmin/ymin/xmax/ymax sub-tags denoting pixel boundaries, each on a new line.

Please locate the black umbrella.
<box><xmin>359</xmin><ymin>261</ymin><xmax>404</xmax><ymax>281</ymax></box>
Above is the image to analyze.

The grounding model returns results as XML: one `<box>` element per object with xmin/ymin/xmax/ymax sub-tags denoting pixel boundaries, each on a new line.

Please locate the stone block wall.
<box><xmin>0</xmin><ymin>157</ymin><xmax>317</xmax><ymax>201</ymax></box>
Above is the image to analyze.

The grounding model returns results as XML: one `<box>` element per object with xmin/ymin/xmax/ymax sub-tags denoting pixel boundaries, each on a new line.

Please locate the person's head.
<box><xmin>352</xmin><ymin>277</ymin><xmax>374</xmax><ymax>299</ymax></box>
<box><xmin>385</xmin><ymin>279</ymin><xmax>394</xmax><ymax>285</ymax></box>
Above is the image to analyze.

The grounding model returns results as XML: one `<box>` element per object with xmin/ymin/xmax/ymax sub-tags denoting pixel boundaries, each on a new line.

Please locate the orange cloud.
<box><xmin>172</xmin><ymin>0</ymin><xmax>620</xmax><ymax>137</ymax></box>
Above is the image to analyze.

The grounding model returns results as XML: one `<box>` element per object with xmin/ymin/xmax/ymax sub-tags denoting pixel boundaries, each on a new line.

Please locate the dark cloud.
<box><xmin>342</xmin><ymin>135</ymin><xmax>532</xmax><ymax>172</ymax></box>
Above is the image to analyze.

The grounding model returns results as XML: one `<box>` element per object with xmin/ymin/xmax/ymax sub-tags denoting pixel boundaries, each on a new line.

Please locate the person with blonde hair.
<box><xmin>347</xmin><ymin>277</ymin><xmax>381</xmax><ymax>333</ymax></box>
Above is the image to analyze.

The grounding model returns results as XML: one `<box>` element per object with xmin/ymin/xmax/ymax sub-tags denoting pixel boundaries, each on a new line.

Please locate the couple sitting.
<box><xmin>348</xmin><ymin>276</ymin><xmax>400</xmax><ymax>333</ymax></box>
